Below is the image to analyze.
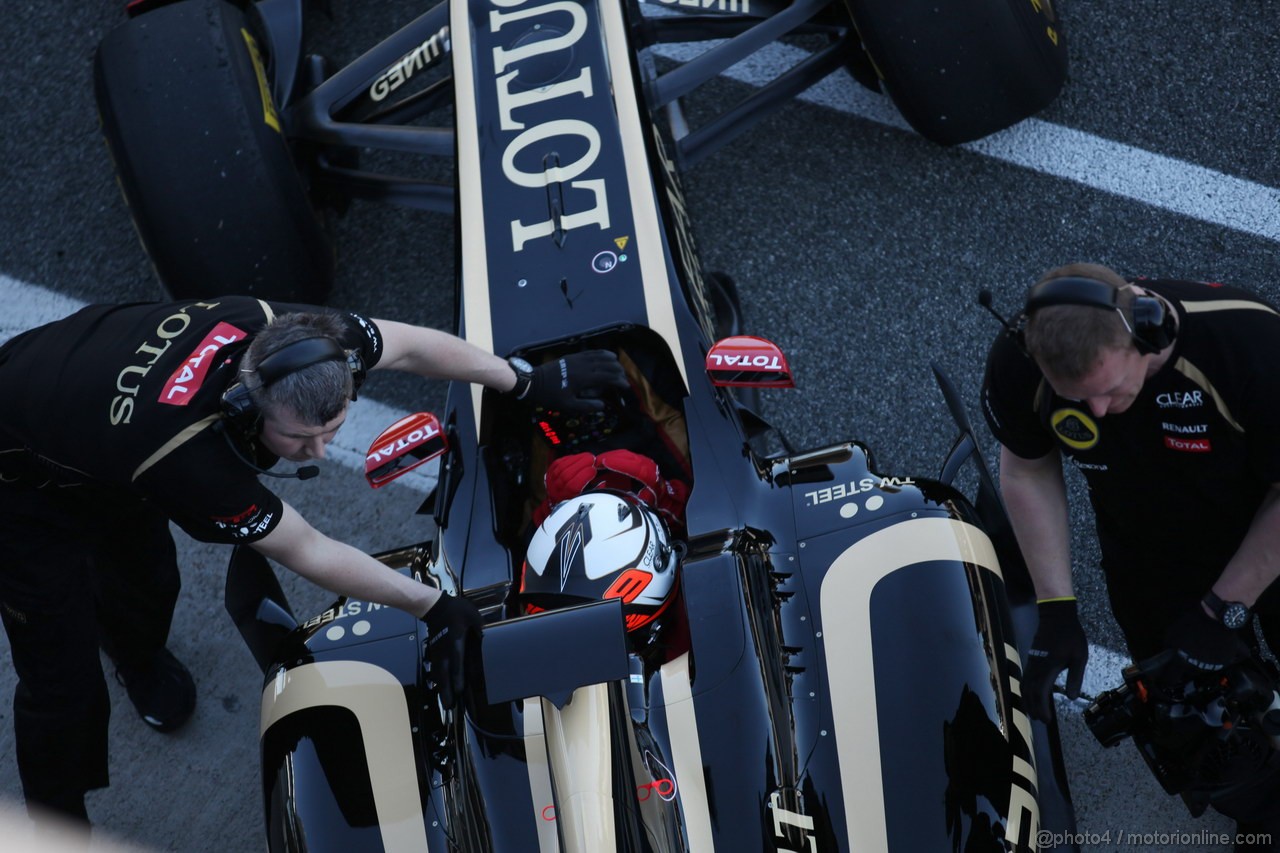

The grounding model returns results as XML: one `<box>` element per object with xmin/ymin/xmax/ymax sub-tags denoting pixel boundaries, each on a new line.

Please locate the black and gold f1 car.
<box><xmin>95</xmin><ymin>0</ymin><xmax>1077</xmax><ymax>849</ymax></box>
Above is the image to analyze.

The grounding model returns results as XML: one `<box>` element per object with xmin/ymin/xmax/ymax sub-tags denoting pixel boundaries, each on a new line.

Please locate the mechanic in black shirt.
<box><xmin>982</xmin><ymin>263</ymin><xmax>1280</xmax><ymax>833</ymax></box>
<box><xmin>983</xmin><ymin>263</ymin><xmax>1280</xmax><ymax>694</ymax></box>
<box><xmin>0</xmin><ymin>295</ymin><xmax>625</xmax><ymax>828</ymax></box>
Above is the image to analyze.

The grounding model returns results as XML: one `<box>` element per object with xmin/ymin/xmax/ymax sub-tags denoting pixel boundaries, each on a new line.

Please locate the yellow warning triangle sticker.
<box><xmin>614</xmin><ymin>236</ymin><xmax>630</xmax><ymax>251</ymax></box>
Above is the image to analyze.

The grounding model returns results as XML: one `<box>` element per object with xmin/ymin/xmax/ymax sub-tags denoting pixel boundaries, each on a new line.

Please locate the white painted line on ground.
<box><xmin>651</xmin><ymin>38</ymin><xmax>1280</xmax><ymax>244</ymax></box>
<box><xmin>0</xmin><ymin>274</ymin><xmax>436</xmax><ymax>493</ymax></box>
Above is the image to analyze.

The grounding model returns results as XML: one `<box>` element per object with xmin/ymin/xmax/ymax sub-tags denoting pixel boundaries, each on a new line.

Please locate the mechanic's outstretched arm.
<box><xmin>249</xmin><ymin>502</ymin><xmax>481</xmax><ymax>707</ymax></box>
<box><xmin>372</xmin><ymin>319</ymin><xmax>628</xmax><ymax>410</ymax></box>
<box><xmin>999</xmin><ymin>445</ymin><xmax>1087</xmax><ymax>720</ymax></box>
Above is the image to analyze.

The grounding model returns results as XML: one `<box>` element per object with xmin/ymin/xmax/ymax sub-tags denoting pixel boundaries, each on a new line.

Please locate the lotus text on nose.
<box><xmin>489</xmin><ymin>0</ymin><xmax>611</xmax><ymax>252</ymax></box>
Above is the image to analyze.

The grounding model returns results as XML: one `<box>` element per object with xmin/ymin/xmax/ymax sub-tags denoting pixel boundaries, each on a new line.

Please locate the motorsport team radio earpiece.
<box><xmin>978</xmin><ymin>276</ymin><xmax>1177</xmax><ymax>356</ymax></box>
<box><xmin>218</xmin><ymin>335</ymin><xmax>367</xmax><ymax>480</ymax></box>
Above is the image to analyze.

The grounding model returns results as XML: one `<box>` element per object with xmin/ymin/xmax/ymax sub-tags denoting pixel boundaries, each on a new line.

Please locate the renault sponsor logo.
<box><xmin>1156</xmin><ymin>390</ymin><xmax>1204</xmax><ymax>409</ymax></box>
<box><xmin>1164</xmin><ymin>436</ymin><xmax>1211</xmax><ymax>453</ymax></box>
<box><xmin>1161</xmin><ymin>421</ymin><xmax>1208</xmax><ymax>434</ymax></box>
<box><xmin>1050</xmin><ymin>408</ymin><xmax>1099</xmax><ymax>451</ymax></box>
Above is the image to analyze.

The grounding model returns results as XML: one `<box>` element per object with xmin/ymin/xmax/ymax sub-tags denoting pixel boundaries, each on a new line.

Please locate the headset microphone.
<box><xmin>977</xmin><ymin>290</ymin><xmax>1020</xmax><ymax>335</ymax></box>
<box><xmin>217</xmin><ymin>420</ymin><xmax>321</xmax><ymax>480</ymax></box>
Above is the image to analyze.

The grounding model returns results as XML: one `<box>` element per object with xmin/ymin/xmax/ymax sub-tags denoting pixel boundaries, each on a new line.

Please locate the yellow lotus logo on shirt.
<box><xmin>1051</xmin><ymin>408</ymin><xmax>1099</xmax><ymax>450</ymax></box>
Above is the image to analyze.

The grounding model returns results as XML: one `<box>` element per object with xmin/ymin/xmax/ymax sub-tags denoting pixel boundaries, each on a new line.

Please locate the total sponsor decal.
<box><xmin>110</xmin><ymin>301</ymin><xmax>222</xmax><ymax>426</ymax></box>
<box><xmin>1156</xmin><ymin>390</ymin><xmax>1204</xmax><ymax>409</ymax></box>
<box><xmin>211</xmin><ymin>503</ymin><xmax>276</xmax><ymax>539</ymax></box>
<box><xmin>158</xmin><ymin>321</ymin><xmax>247</xmax><ymax>406</ymax></box>
<box><xmin>1050</xmin><ymin>408</ymin><xmax>1099</xmax><ymax>451</ymax></box>
<box><xmin>1164</xmin><ymin>435</ymin><xmax>1212</xmax><ymax>453</ymax></box>
<box><xmin>487</xmin><ymin>0</ymin><xmax>612</xmax><ymax>252</ymax></box>
<box><xmin>804</xmin><ymin>476</ymin><xmax>915</xmax><ymax>507</ymax></box>
<box><xmin>707</xmin><ymin>352</ymin><xmax>784</xmax><ymax>372</ymax></box>
<box><xmin>365</xmin><ymin>421</ymin><xmax>440</xmax><ymax>466</ymax></box>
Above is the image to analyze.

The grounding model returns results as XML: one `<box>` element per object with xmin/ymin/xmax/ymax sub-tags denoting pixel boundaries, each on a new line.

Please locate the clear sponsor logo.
<box><xmin>158</xmin><ymin>321</ymin><xmax>247</xmax><ymax>406</ymax></box>
<box><xmin>1156</xmin><ymin>390</ymin><xmax>1204</xmax><ymax>409</ymax></box>
<box><xmin>1164</xmin><ymin>435</ymin><xmax>1211</xmax><ymax>453</ymax></box>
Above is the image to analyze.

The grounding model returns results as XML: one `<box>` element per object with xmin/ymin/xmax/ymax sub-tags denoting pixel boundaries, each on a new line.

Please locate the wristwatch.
<box><xmin>506</xmin><ymin>356</ymin><xmax>534</xmax><ymax>400</ymax></box>
<box><xmin>1203</xmin><ymin>590</ymin><xmax>1251</xmax><ymax>630</ymax></box>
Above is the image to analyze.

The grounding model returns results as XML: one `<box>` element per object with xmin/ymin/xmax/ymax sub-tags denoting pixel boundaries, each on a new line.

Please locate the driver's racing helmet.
<box><xmin>522</xmin><ymin>491</ymin><xmax>679</xmax><ymax>633</ymax></box>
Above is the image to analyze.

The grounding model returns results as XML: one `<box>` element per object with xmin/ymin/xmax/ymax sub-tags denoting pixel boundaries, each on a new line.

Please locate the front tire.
<box><xmin>95</xmin><ymin>0</ymin><xmax>334</xmax><ymax>301</ymax></box>
<box><xmin>841</xmin><ymin>0</ymin><xmax>1068</xmax><ymax>145</ymax></box>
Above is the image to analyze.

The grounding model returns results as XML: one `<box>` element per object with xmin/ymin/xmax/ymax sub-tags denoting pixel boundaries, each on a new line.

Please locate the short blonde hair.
<box><xmin>1024</xmin><ymin>263</ymin><xmax>1133</xmax><ymax>382</ymax></box>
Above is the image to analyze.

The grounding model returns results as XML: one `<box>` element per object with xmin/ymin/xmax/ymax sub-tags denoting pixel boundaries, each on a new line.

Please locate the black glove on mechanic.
<box><xmin>421</xmin><ymin>594</ymin><xmax>482</xmax><ymax>710</ymax></box>
<box><xmin>1163</xmin><ymin>603</ymin><xmax>1250</xmax><ymax>674</ymax></box>
<box><xmin>521</xmin><ymin>350</ymin><xmax>629</xmax><ymax>412</ymax></box>
<box><xmin>1024</xmin><ymin>598</ymin><xmax>1089</xmax><ymax>722</ymax></box>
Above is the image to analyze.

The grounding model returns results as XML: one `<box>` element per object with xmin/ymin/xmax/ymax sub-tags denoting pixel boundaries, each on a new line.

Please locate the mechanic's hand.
<box><xmin>1163</xmin><ymin>603</ymin><xmax>1250</xmax><ymax>674</ymax></box>
<box><xmin>1024</xmin><ymin>598</ymin><xmax>1089</xmax><ymax>722</ymax></box>
<box><xmin>421</xmin><ymin>594</ymin><xmax>482</xmax><ymax>710</ymax></box>
<box><xmin>526</xmin><ymin>350</ymin><xmax>628</xmax><ymax>412</ymax></box>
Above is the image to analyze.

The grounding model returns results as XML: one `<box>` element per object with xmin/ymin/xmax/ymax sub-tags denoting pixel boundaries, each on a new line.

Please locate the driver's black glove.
<box><xmin>524</xmin><ymin>350</ymin><xmax>628</xmax><ymax>412</ymax></box>
<box><xmin>1024</xmin><ymin>598</ymin><xmax>1089</xmax><ymax>721</ymax></box>
<box><xmin>1163</xmin><ymin>603</ymin><xmax>1250</xmax><ymax>674</ymax></box>
<box><xmin>421</xmin><ymin>594</ymin><xmax>482</xmax><ymax>709</ymax></box>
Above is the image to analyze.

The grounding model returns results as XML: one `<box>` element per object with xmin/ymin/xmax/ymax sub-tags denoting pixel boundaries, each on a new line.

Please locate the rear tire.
<box><xmin>95</xmin><ymin>0</ymin><xmax>334</xmax><ymax>302</ymax></box>
<box><xmin>840</xmin><ymin>0</ymin><xmax>1067</xmax><ymax>145</ymax></box>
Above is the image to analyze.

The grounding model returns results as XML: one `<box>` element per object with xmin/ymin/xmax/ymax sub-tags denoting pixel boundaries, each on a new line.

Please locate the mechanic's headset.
<box><xmin>1022</xmin><ymin>276</ymin><xmax>1176</xmax><ymax>355</ymax></box>
<box><xmin>220</xmin><ymin>335</ymin><xmax>365</xmax><ymax>434</ymax></box>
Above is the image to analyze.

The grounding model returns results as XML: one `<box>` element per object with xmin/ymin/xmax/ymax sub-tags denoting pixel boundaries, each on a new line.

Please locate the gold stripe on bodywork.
<box><xmin>597</xmin><ymin>0</ymin><xmax>689</xmax><ymax>390</ymax></box>
<box><xmin>819</xmin><ymin>517</ymin><xmax>1001</xmax><ymax>851</ymax></box>
<box><xmin>658</xmin><ymin>652</ymin><xmax>715</xmax><ymax>851</ymax></box>
<box><xmin>449</xmin><ymin>0</ymin><xmax>495</xmax><ymax>438</ymax></box>
<box><xmin>541</xmin><ymin>683</ymin><xmax>616</xmax><ymax>852</ymax></box>
<box><xmin>260</xmin><ymin>661</ymin><xmax>428</xmax><ymax>852</ymax></box>
<box><xmin>1172</xmin><ymin>357</ymin><xmax>1244</xmax><ymax>433</ymax></box>
<box><xmin>131</xmin><ymin>414</ymin><xmax>221</xmax><ymax>481</ymax></box>
<box><xmin>522</xmin><ymin>698</ymin><xmax>561</xmax><ymax>852</ymax></box>
<box><xmin>1181</xmin><ymin>299</ymin><xmax>1278</xmax><ymax>317</ymax></box>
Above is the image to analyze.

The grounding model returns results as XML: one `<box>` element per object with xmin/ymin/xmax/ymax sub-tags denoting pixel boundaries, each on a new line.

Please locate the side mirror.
<box><xmin>705</xmin><ymin>336</ymin><xmax>794</xmax><ymax>388</ymax></box>
<box><xmin>364</xmin><ymin>412</ymin><xmax>448</xmax><ymax>488</ymax></box>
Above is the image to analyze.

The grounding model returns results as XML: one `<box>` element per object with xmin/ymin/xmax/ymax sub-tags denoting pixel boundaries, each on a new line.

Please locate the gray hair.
<box><xmin>243</xmin><ymin>312</ymin><xmax>353</xmax><ymax>425</ymax></box>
